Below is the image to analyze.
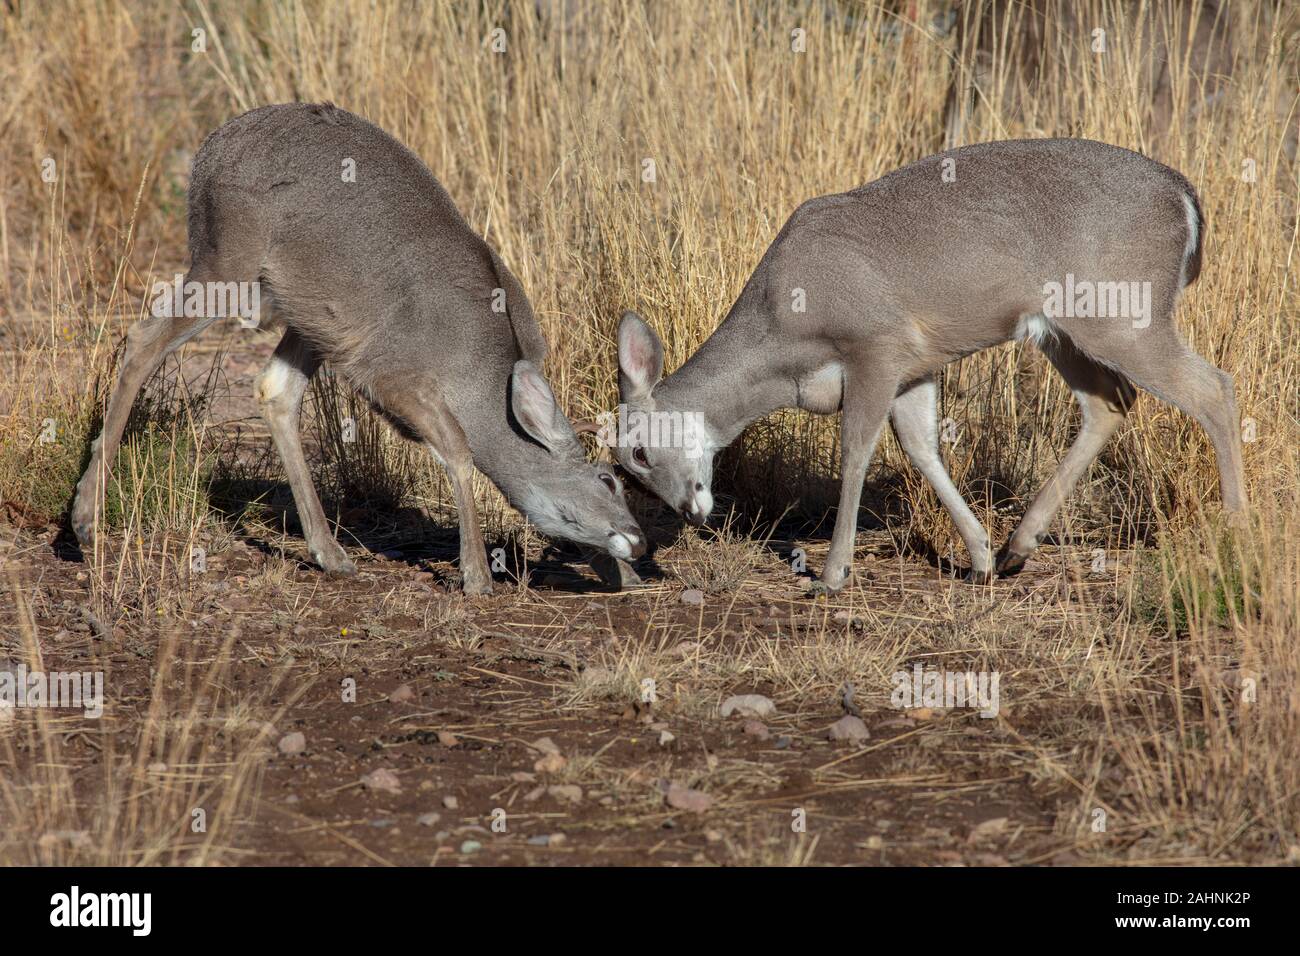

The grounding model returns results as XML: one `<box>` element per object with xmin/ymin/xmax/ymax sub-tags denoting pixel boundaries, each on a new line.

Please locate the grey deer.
<box><xmin>71</xmin><ymin>102</ymin><xmax>644</xmax><ymax>594</ymax></box>
<box><xmin>614</xmin><ymin>138</ymin><xmax>1246</xmax><ymax>594</ymax></box>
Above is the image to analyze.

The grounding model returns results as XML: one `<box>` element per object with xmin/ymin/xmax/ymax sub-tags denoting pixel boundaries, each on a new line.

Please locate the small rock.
<box><xmin>523</xmin><ymin>785</ymin><xmax>546</xmax><ymax>802</ymax></box>
<box><xmin>774</xmin><ymin>735</ymin><xmax>793</xmax><ymax>749</ymax></box>
<box><xmin>720</xmin><ymin>694</ymin><xmax>776</xmax><ymax>719</ymax></box>
<box><xmin>680</xmin><ymin>589</ymin><xmax>705</xmax><ymax>606</ymax></box>
<box><xmin>528</xmin><ymin>832</ymin><xmax>567</xmax><ymax>847</ymax></box>
<box><xmin>533</xmin><ymin>752</ymin><xmax>567</xmax><ymax>774</ymax></box>
<box><xmin>442</xmin><ymin>794</ymin><xmax>459</xmax><ymax>810</ymax></box>
<box><xmin>969</xmin><ymin>816</ymin><xmax>1009</xmax><ymax>843</ymax></box>
<box><xmin>361</xmin><ymin>768</ymin><xmax>402</xmax><ymax>794</ymax></box>
<box><xmin>388</xmin><ymin>684</ymin><xmax>415</xmax><ymax>703</ymax></box>
<box><xmin>278</xmin><ymin>732</ymin><xmax>306</xmax><ymax>755</ymax></box>
<box><xmin>905</xmin><ymin>708</ymin><xmax>938</xmax><ymax>720</ymax></box>
<box><xmin>459</xmin><ymin>840</ymin><xmax>482</xmax><ymax>854</ymax></box>
<box><xmin>827</xmin><ymin>715</ymin><xmax>870</xmax><ymax>742</ymax></box>
<box><xmin>437</xmin><ymin>731</ymin><xmax>459</xmax><ymax>747</ymax></box>
<box><xmin>548</xmin><ymin>784</ymin><xmax>583</xmax><ymax>803</ymax></box>
<box><xmin>531</xmin><ymin>736</ymin><xmax>562</xmax><ymax>755</ymax></box>
<box><xmin>147</xmin><ymin>762</ymin><xmax>168</xmax><ymax>774</ymax></box>
<box><xmin>658</xmin><ymin>730</ymin><xmax>675</xmax><ymax>746</ymax></box>
<box><xmin>510</xmin><ymin>771</ymin><xmax>536</xmax><ymax>783</ymax></box>
<box><xmin>742</xmin><ymin>719</ymin><xmax>770</xmax><ymax>740</ymax></box>
<box><xmin>417</xmin><ymin>812</ymin><xmax>441</xmax><ymax>827</ymax></box>
<box><xmin>663</xmin><ymin>781</ymin><xmax>714</xmax><ymax>814</ymax></box>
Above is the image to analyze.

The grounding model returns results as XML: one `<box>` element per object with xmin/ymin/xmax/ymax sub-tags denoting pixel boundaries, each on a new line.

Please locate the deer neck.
<box><xmin>656</xmin><ymin>306</ymin><xmax>798</xmax><ymax>448</ymax></box>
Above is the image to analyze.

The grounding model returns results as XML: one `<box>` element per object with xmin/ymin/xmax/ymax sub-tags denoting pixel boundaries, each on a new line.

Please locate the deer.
<box><xmin>70</xmin><ymin>102</ymin><xmax>645</xmax><ymax>595</ymax></box>
<box><xmin>613</xmin><ymin>138</ymin><xmax>1246</xmax><ymax>594</ymax></box>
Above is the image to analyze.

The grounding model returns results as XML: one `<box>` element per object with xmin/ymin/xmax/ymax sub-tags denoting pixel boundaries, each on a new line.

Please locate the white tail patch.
<box><xmin>1013</xmin><ymin>313</ymin><xmax>1057</xmax><ymax>348</ymax></box>
<box><xmin>255</xmin><ymin>356</ymin><xmax>293</xmax><ymax>403</ymax></box>
<box><xmin>1180</xmin><ymin>192</ymin><xmax>1199</xmax><ymax>288</ymax></box>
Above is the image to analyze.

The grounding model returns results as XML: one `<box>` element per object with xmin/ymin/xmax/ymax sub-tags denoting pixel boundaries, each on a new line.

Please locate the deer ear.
<box><xmin>511</xmin><ymin>361</ymin><xmax>579</xmax><ymax>455</ymax></box>
<box><xmin>618</xmin><ymin>311</ymin><xmax>663</xmax><ymax>401</ymax></box>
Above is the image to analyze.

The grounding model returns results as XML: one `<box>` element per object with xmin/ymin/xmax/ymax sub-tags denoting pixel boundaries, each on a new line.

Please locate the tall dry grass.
<box><xmin>0</xmin><ymin>0</ymin><xmax>1296</xmax><ymax>862</ymax></box>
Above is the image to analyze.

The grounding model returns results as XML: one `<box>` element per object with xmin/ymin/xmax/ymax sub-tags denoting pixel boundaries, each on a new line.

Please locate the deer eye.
<box><xmin>599</xmin><ymin>473</ymin><xmax>619</xmax><ymax>494</ymax></box>
<box><xmin>632</xmin><ymin>446</ymin><xmax>649</xmax><ymax>468</ymax></box>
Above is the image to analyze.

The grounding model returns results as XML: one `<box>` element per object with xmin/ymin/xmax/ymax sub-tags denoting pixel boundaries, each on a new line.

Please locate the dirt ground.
<box><xmin>4</xmin><ymin>527</ymin><xmax>1091</xmax><ymax>866</ymax></box>
<box><xmin>0</xmin><ymin>328</ymin><xmax>1244</xmax><ymax>867</ymax></box>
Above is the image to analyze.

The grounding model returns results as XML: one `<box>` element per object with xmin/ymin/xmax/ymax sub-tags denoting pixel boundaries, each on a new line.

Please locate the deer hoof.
<box><xmin>807</xmin><ymin>578</ymin><xmax>842</xmax><ymax>598</ymax></box>
<box><xmin>460</xmin><ymin>573</ymin><xmax>494</xmax><ymax>596</ymax></box>
<box><xmin>994</xmin><ymin>546</ymin><xmax>1028</xmax><ymax>577</ymax></box>
<box><xmin>314</xmin><ymin>544</ymin><xmax>356</xmax><ymax>578</ymax></box>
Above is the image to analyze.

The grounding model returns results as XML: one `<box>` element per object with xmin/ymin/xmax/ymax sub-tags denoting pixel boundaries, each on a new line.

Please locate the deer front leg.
<box><xmin>257</xmin><ymin>330</ymin><xmax>355</xmax><ymax>577</ymax></box>
<box><xmin>890</xmin><ymin>376</ymin><xmax>993</xmax><ymax>582</ymax></box>
<box><xmin>402</xmin><ymin>393</ymin><xmax>494</xmax><ymax>595</ymax></box>
<box><xmin>810</xmin><ymin>367</ymin><xmax>898</xmax><ymax>595</ymax></box>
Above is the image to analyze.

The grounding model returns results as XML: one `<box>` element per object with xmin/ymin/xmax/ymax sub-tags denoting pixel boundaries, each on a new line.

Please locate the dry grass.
<box><xmin>0</xmin><ymin>0</ymin><xmax>1296</xmax><ymax>865</ymax></box>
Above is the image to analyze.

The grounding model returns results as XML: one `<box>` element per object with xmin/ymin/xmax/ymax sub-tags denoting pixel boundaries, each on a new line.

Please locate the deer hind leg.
<box><xmin>71</xmin><ymin>295</ymin><xmax>219</xmax><ymax>551</ymax></box>
<box><xmin>997</xmin><ymin>335</ymin><xmax>1134</xmax><ymax>576</ymax></box>
<box><xmin>258</xmin><ymin>329</ymin><xmax>355</xmax><ymax>577</ymax></box>
<box><xmin>386</xmin><ymin>391</ymin><xmax>493</xmax><ymax>595</ymax></box>
<box><xmin>1067</xmin><ymin>320</ymin><xmax>1247</xmax><ymax>516</ymax></box>
<box><xmin>891</xmin><ymin>375</ymin><xmax>994</xmax><ymax>582</ymax></box>
<box><xmin>1118</xmin><ymin>345</ymin><xmax>1246</xmax><ymax>515</ymax></box>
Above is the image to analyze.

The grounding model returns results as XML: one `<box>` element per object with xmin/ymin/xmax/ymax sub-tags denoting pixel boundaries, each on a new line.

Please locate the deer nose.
<box><xmin>627</xmin><ymin>533</ymin><xmax>647</xmax><ymax>558</ymax></box>
<box><xmin>608</xmin><ymin>530</ymin><xmax>645</xmax><ymax>559</ymax></box>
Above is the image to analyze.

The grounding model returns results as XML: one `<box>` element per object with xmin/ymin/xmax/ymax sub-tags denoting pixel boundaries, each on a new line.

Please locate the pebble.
<box><xmin>527</xmin><ymin>833</ymin><xmax>567</xmax><ymax>847</ymax></box>
<box><xmin>533</xmin><ymin>752</ymin><xmax>567</xmax><ymax>774</ymax></box>
<box><xmin>680</xmin><ymin>589</ymin><xmax>705</xmax><ymax>606</ymax></box>
<box><xmin>720</xmin><ymin>694</ymin><xmax>776</xmax><ymax>718</ymax></box>
<box><xmin>361</xmin><ymin>768</ymin><xmax>402</xmax><ymax>794</ymax></box>
<box><xmin>827</xmin><ymin>715</ymin><xmax>870</xmax><ymax>741</ymax></box>
<box><xmin>278</xmin><ymin>731</ymin><xmax>306</xmax><ymax>755</ymax></box>
<box><xmin>663</xmin><ymin>781</ymin><xmax>714</xmax><ymax>814</ymax></box>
